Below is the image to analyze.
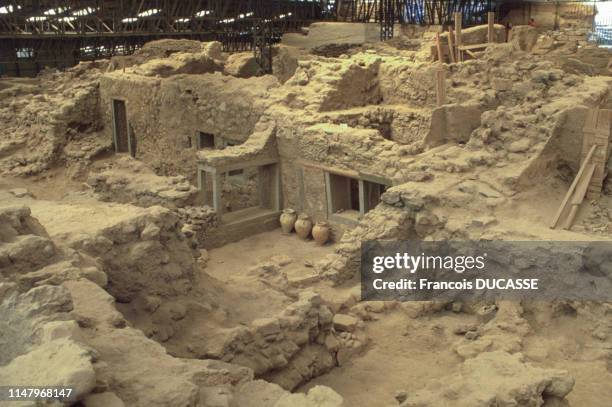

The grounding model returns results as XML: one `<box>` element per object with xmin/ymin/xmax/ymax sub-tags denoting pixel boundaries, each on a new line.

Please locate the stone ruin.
<box><xmin>1</xmin><ymin>18</ymin><xmax>612</xmax><ymax>407</ymax></box>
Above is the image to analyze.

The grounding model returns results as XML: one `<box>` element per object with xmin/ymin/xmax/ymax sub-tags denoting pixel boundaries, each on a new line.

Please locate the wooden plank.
<box><xmin>436</xmin><ymin>32</ymin><xmax>444</xmax><ymax>63</ymax></box>
<box><xmin>359</xmin><ymin>172</ymin><xmax>393</xmax><ymax>186</ymax></box>
<box><xmin>324</xmin><ymin>171</ymin><xmax>333</xmax><ymax>217</ymax></box>
<box><xmin>212</xmin><ymin>173</ymin><xmax>223</xmax><ymax>220</ymax></box>
<box><xmin>581</xmin><ymin>108</ymin><xmax>610</xmax><ymax>199</ymax></box>
<box><xmin>358</xmin><ymin>179</ymin><xmax>366</xmax><ymax>217</ymax></box>
<box><xmin>447</xmin><ymin>28</ymin><xmax>456</xmax><ymax>63</ymax></box>
<box><xmin>465</xmin><ymin>49</ymin><xmax>477</xmax><ymax>59</ymax></box>
<box><xmin>550</xmin><ymin>144</ymin><xmax>598</xmax><ymax>228</ymax></box>
<box><xmin>597</xmin><ymin>108</ymin><xmax>609</xmax><ymax>129</ymax></box>
<box><xmin>581</xmin><ymin>129</ymin><xmax>594</xmax><ymax>162</ymax></box>
<box><xmin>198</xmin><ymin>158</ymin><xmax>279</xmax><ymax>174</ymax></box>
<box><xmin>297</xmin><ymin>159</ymin><xmax>360</xmax><ymax>179</ymax></box>
<box><xmin>454</xmin><ymin>12</ymin><xmax>462</xmax><ymax>62</ymax></box>
<box><xmin>487</xmin><ymin>12</ymin><xmax>495</xmax><ymax>43</ymax></box>
<box><xmin>562</xmin><ymin>205</ymin><xmax>579</xmax><ymax>230</ymax></box>
<box><xmin>458</xmin><ymin>43</ymin><xmax>489</xmax><ymax>51</ymax></box>
<box><xmin>571</xmin><ymin>163</ymin><xmax>596</xmax><ymax>205</ymax></box>
<box><xmin>564</xmin><ymin>164</ymin><xmax>595</xmax><ymax>229</ymax></box>
<box><xmin>586</xmin><ymin>107</ymin><xmax>599</xmax><ymax>128</ymax></box>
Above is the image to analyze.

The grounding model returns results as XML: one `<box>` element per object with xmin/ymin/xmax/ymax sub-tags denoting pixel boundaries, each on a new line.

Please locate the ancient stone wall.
<box><xmin>314</xmin><ymin>56</ymin><xmax>612</xmax><ymax>283</ymax></box>
<box><xmin>99</xmin><ymin>72</ymin><xmax>279</xmax><ymax>182</ymax></box>
<box><xmin>502</xmin><ymin>2</ymin><xmax>594</xmax><ymax>30</ymax></box>
<box><xmin>69</xmin><ymin>206</ymin><xmax>199</xmax><ymax>303</ymax></box>
<box><xmin>532</xmin><ymin>27</ymin><xmax>591</xmax><ymax>55</ymax></box>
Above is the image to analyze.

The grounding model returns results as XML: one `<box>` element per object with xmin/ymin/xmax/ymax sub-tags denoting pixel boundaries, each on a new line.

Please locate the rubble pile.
<box><xmin>0</xmin><ymin>63</ymin><xmax>109</xmax><ymax>177</ymax></box>
<box><xmin>87</xmin><ymin>156</ymin><xmax>198</xmax><ymax>209</ymax></box>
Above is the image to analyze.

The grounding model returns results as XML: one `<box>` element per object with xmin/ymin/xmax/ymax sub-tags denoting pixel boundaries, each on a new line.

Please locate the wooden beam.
<box><xmin>487</xmin><ymin>11</ymin><xmax>495</xmax><ymax>43</ymax></box>
<box><xmin>458</xmin><ymin>43</ymin><xmax>490</xmax><ymax>51</ymax></box>
<box><xmin>358</xmin><ymin>179</ymin><xmax>366</xmax><ymax>217</ymax></box>
<box><xmin>447</xmin><ymin>27</ymin><xmax>456</xmax><ymax>63</ymax></box>
<box><xmin>563</xmin><ymin>163</ymin><xmax>596</xmax><ymax>230</ymax></box>
<box><xmin>454</xmin><ymin>12</ymin><xmax>462</xmax><ymax>62</ymax></box>
<box><xmin>212</xmin><ymin>172</ymin><xmax>223</xmax><ymax>220</ymax></box>
<box><xmin>435</xmin><ymin>32</ymin><xmax>444</xmax><ymax>63</ymax></box>
<box><xmin>297</xmin><ymin>160</ymin><xmax>360</xmax><ymax>179</ymax></box>
<box><xmin>571</xmin><ymin>164</ymin><xmax>596</xmax><ymax>206</ymax></box>
<box><xmin>550</xmin><ymin>144</ymin><xmax>597</xmax><ymax>228</ymax></box>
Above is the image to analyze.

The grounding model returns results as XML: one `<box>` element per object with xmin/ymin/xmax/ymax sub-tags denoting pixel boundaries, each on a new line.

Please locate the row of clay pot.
<box><xmin>280</xmin><ymin>209</ymin><xmax>330</xmax><ymax>245</ymax></box>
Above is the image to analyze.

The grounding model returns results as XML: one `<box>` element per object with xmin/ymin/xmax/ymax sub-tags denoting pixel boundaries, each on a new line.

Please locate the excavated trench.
<box><xmin>112</xmin><ymin>228</ymin><xmax>356</xmax><ymax>392</ymax></box>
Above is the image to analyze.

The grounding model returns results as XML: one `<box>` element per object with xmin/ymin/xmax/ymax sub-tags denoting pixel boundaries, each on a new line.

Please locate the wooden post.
<box><xmin>454</xmin><ymin>12</ymin><xmax>462</xmax><ymax>62</ymax></box>
<box><xmin>435</xmin><ymin>32</ymin><xmax>444</xmax><ymax>63</ymax></box>
<box><xmin>358</xmin><ymin>179</ymin><xmax>366</xmax><ymax>217</ymax></box>
<box><xmin>563</xmin><ymin>164</ymin><xmax>596</xmax><ymax>230</ymax></box>
<box><xmin>488</xmin><ymin>12</ymin><xmax>495</xmax><ymax>43</ymax></box>
<box><xmin>550</xmin><ymin>144</ymin><xmax>597</xmax><ymax>228</ymax></box>
<box><xmin>447</xmin><ymin>26</ymin><xmax>456</xmax><ymax>63</ymax></box>
<box><xmin>435</xmin><ymin>69</ymin><xmax>446</xmax><ymax>106</ymax></box>
<box><xmin>212</xmin><ymin>173</ymin><xmax>223</xmax><ymax>221</ymax></box>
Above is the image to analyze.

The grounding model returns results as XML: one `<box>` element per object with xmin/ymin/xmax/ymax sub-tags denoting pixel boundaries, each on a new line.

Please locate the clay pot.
<box><xmin>280</xmin><ymin>209</ymin><xmax>297</xmax><ymax>234</ymax></box>
<box><xmin>294</xmin><ymin>214</ymin><xmax>313</xmax><ymax>240</ymax></box>
<box><xmin>312</xmin><ymin>221</ymin><xmax>330</xmax><ymax>246</ymax></box>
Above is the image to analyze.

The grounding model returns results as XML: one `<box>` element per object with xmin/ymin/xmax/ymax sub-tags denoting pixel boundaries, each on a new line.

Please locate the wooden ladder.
<box><xmin>550</xmin><ymin>108</ymin><xmax>611</xmax><ymax>230</ymax></box>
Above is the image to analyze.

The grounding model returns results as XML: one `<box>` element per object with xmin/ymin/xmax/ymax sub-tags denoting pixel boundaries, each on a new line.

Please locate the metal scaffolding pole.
<box><xmin>380</xmin><ymin>0</ymin><xmax>395</xmax><ymax>41</ymax></box>
<box><xmin>252</xmin><ymin>19</ymin><xmax>273</xmax><ymax>75</ymax></box>
<box><xmin>0</xmin><ymin>0</ymin><xmax>325</xmax><ymax>76</ymax></box>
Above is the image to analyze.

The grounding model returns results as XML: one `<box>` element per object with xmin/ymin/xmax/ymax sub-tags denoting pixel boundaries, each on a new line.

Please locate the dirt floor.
<box><xmin>205</xmin><ymin>229</ymin><xmax>335</xmax><ymax>290</ymax></box>
<box><xmin>521</xmin><ymin>305</ymin><xmax>612</xmax><ymax>407</ymax></box>
<box><xmin>302</xmin><ymin>311</ymin><xmax>472</xmax><ymax>406</ymax></box>
<box><xmin>304</xmin><ymin>305</ymin><xmax>612</xmax><ymax>407</ymax></box>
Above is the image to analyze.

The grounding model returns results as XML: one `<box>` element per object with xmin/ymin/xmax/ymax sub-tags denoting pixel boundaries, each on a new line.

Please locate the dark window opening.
<box><xmin>329</xmin><ymin>173</ymin><xmax>360</xmax><ymax>214</ymax></box>
<box><xmin>112</xmin><ymin>99</ymin><xmax>129</xmax><ymax>153</ymax></box>
<box><xmin>198</xmin><ymin>132</ymin><xmax>215</xmax><ymax>149</ymax></box>
<box><xmin>363</xmin><ymin>180</ymin><xmax>388</xmax><ymax>213</ymax></box>
<box><xmin>349</xmin><ymin>178</ymin><xmax>360</xmax><ymax>211</ymax></box>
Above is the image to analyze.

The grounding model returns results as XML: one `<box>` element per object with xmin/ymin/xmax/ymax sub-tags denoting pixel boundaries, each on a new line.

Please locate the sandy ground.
<box><xmin>205</xmin><ymin>229</ymin><xmax>336</xmax><ymax>284</ymax></box>
<box><xmin>301</xmin><ymin>304</ymin><xmax>612</xmax><ymax>407</ymax></box>
<box><xmin>199</xmin><ymin>228</ymin><xmax>338</xmax><ymax>327</ymax></box>
<box><xmin>0</xmin><ymin>189</ymin><xmax>143</xmax><ymax>244</ymax></box>
<box><xmin>522</xmin><ymin>307</ymin><xmax>612</xmax><ymax>407</ymax></box>
<box><xmin>300</xmin><ymin>311</ymin><xmax>473</xmax><ymax>406</ymax></box>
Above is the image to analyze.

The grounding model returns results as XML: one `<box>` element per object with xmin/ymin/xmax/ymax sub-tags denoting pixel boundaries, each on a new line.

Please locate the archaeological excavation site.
<box><xmin>1</xmin><ymin>0</ymin><xmax>612</xmax><ymax>406</ymax></box>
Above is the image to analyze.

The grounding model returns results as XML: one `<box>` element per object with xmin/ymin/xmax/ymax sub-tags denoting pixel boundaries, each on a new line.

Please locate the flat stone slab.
<box><xmin>332</xmin><ymin>313</ymin><xmax>358</xmax><ymax>332</ymax></box>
